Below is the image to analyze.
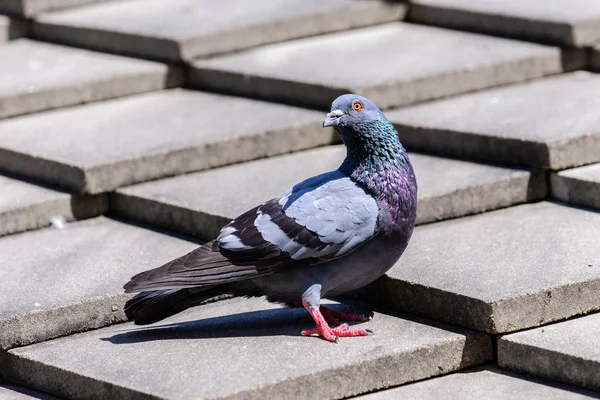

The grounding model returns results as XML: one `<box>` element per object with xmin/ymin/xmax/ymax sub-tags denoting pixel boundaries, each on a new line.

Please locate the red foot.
<box><xmin>301</xmin><ymin>305</ymin><xmax>373</xmax><ymax>343</ymax></box>
<box><xmin>299</xmin><ymin>305</ymin><xmax>372</xmax><ymax>325</ymax></box>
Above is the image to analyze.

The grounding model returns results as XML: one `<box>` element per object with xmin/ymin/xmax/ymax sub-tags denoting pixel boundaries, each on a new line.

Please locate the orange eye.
<box><xmin>352</xmin><ymin>101</ymin><xmax>363</xmax><ymax>112</ymax></box>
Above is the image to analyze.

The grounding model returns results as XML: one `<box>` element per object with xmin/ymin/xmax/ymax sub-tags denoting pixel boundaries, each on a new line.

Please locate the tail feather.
<box><xmin>124</xmin><ymin>286</ymin><xmax>227</xmax><ymax>325</ymax></box>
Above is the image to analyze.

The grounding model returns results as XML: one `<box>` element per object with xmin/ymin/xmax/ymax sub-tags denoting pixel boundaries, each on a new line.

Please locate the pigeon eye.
<box><xmin>352</xmin><ymin>101</ymin><xmax>363</xmax><ymax>112</ymax></box>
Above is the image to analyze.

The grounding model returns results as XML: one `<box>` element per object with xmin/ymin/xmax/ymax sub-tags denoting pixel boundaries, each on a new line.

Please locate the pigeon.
<box><xmin>123</xmin><ymin>94</ymin><xmax>417</xmax><ymax>342</ymax></box>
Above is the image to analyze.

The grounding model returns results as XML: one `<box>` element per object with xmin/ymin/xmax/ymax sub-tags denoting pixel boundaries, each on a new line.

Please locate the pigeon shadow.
<box><xmin>102</xmin><ymin>302</ymin><xmax>373</xmax><ymax>345</ymax></box>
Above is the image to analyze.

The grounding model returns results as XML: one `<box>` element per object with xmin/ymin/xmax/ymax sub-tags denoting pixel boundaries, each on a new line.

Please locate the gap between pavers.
<box><xmin>388</xmin><ymin>71</ymin><xmax>600</xmax><ymax>170</ymax></box>
<box><xmin>0</xmin><ymin>15</ymin><xmax>27</xmax><ymax>42</ymax></box>
<box><xmin>0</xmin><ymin>39</ymin><xmax>181</xmax><ymax>120</ymax></box>
<box><xmin>498</xmin><ymin>312</ymin><xmax>600</xmax><ymax>393</ymax></box>
<box><xmin>111</xmin><ymin>145</ymin><xmax>546</xmax><ymax>241</ymax></box>
<box><xmin>354</xmin><ymin>202</ymin><xmax>600</xmax><ymax>334</ymax></box>
<box><xmin>0</xmin><ymin>173</ymin><xmax>107</xmax><ymax>237</ymax></box>
<box><xmin>32</xmin><ymin>0</ymin><xmax>406</xmax><ymax>62</ymax></box>
<box><xmin>551</xmin><ymin>163</ymin><xmax>600</xmax><ymax>210</ymax></box>
<box><xmin>357</xmin><ymin>366</ymin><xmax>600</xmax><ymax>399</ymax></box>
<box><xmin>407</xmin><ymin>0</ymin><xmax>600</xmax><ymax>47</ymax></box>
<box><xmin>190</xmin><ymin>22</ymin><xmax>564</xmax><ymax>111</ymax></box>
<box><xmin>0</xmin><ymin>89</ymin><xmax>333</xmax><ymax>194</ymax></box>
<box><xmin>0</xmin><ymin>217</ymin><xmax>199</xmax><ymax>351</ymax></box>
<box><xmin>0</xmin><ymin>297</ymin><xmax>492</xmax><ymax>400</ymax></box>
<box><xmin>0</xmin><ymin>0</ymin><xmax>108</xmax><ymax>18</ymax></box>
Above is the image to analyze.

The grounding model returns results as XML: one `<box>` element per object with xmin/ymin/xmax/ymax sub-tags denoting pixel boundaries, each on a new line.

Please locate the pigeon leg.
<box><xmin>299</xmin><ymin>284</ymin><xmax>372</xmax><ymax>342</ymax></box>
<box><xmin>298</xmin><ymin>305</ymin><xmax>372</xmax><ymax>325</ymax></box>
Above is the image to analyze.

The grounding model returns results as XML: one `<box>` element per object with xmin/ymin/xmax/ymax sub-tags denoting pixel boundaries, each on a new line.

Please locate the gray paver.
<box><xmin>0</xmin><ymin>0</ymin><xmax>107</xmax><ymax>17</ymax></box>
<box><xmin>499</xmin><ymin>313</ymin><xmax>600</xmax><ymax>392</ymax></box>
<box><xmin>0</xmin><ymin>381</ymin><xmax>57</xmax><ymax>400</ymax></box>
<box><xmin>0</xmin><ymin>174</ymin><xmax>107</xmax><ymax>237</ymax></box>
<box><xmin>33</xmin><ymin>0</ymin><xmax>406</xmax><ymax>62</ymax></box>
<box><xmin>358</xmin><ymin>367</ymin><xmax>599</xmax><ymax>399</ymax></box>
<box><xmin>0</xmin><ymin>39</ymin><xmax>180</xmax><ymax>120</ymax></box>
<box><xmin>0</xmin><ymin>217</ymin><xmax>198</xmax><ymax>350</ymax></box>
<box><xmin>388</xmin><ymin>71</ymin><xmax>600</xmax><ymax>170</ymax></box>
<box><xmin>113</xmin><ymin>145</ymin><xmax>546</xmax><ymax>240</ymax></box>
<box><xmin>0</xmin><ymin>89</ymin><xmax>330</xmax><ymax>194</ymax></box>
<box><xmin>362</xmin><ymin>202</ymin><xmax>600</xmax><ymax>333</ymax></box>
<box><xmin>190</xmin><ymin>22</ymin><xmax>563</xmax><ymax>111</ymax></box>
<box><xmin>552</xmin><ymin>163</ymin><xmax>600</xmax><ymax>210</ymax></box>
<box><xmin>0</xmin><ymin>15</ymin><xmax>26</xmax><ymax>42</ymax></box>
<box><xmin>0</xmin><ymin>297</ymin><xmax>491</xmax><ymax>400</ymax></box>
<box><xmin>590</xmin><ymin>44</ymin><xmax>600</xmax><ymax>71</ymax></box>
<box><xmin>409</xmin><ymin>0</ymin><xmax>600</xmax><ymax>47</ymax></box>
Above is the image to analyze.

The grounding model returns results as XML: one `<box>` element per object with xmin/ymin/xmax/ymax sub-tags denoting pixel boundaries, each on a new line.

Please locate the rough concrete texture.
<box><xmin>0</xmin><ymin>381</ymin><xmax>57</xmax><ymax>400</ymax></box>
<box><xmin>0</xmin><ymin>15</ymin><xmax>27</xmax><ymax>42</ymax></box>
<box><xmin>0</xmin><ymin>89</ymin><xmax>330</xmax><ymax>194</ymax></box>
<box><xmin>113</xmin><ymin>145</ymin><xmax>546</xmax><ymax>240</ymax></box>
<box><xmin>33</xmin><ymin>0</ymin><xmax>406</xmax><ymax>62</ymax></box>
<box><xmin>362</xmin><ymin>202</ymin><xmax>600</xmax><ymax>333</ymax></box>
<box><xmin>0</xmin><ymin>39</ymin><xmax>179</xmax><ymax>120</ymax></box>
<box><xmin>499</xmin><ymin>313</ymin><xmax>600</xmax><ymax>392</ymax></box>
<box><xmin>0</xmin><ymin>297</ymin><xmax>491</xmax><ymax>400</ymax></box>
<box><xmin>408</xmin><ymin>0</ymin><xmax>600</xmax><ymax>46</ymax></box>
<box><xmin>359</xmin><ymin>367</ymin><xmax>599</xmax><ymax>399</ymax></box>
<box><xmin>552</xmin><ymin>163</ymin><xmax>600</xmax><ymax>210</ymax></box>
<box><xmin>190</xmin><ymin>22</ymin><xmax>562</xmax><ymax>111</ymax></box>
<box><xmin>388</xmin><ymin>71</ymin><xmax>600</xmax><ymax>170</ymax></box>
<box><xmin>591</xmin><ymin>45</ymin><xmax>600</xmax><ymax>70</ymax></box>
<box><xmin>0</xmin><ymin>0</ymin><xmax>107</xmax><ymax>17</ymax></box>
<box><xmin>0</xmin><ymin>217</ymin><xmax>199</xmax><ymax>350</ymax></box>
<box><xmin>0</xmin><ymin>174</ymin><xmax>107</xmax><ymax>237</ymax></box>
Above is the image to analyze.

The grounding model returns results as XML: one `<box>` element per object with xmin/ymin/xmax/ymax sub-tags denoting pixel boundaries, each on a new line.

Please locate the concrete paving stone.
<box><xmin>112</xmin><ymin>145</ymin><xmax>546</xmax><ymax>240</ymax></box>
<box><xmin>0</xmin><ymin>0</ymin><xmax>107</xmax><ymax>18</ymax></box>
<box><xmin>552</xmin><ymin>163</ymin><xmax>600</xmax><ymax>210</ymax></box>
<box><xmin>359</xmin><ymin>201</ymin><xmax>600</xmax><ymax>333</ymax></box>
<box><xmin>0</xmin><ymin>217</ymin><xmax>199</xmax><ymax>351</ymax></box>
<box><xmin>0</xmin><ymin>89</ymin><xmax>330</xmax><ymax>194</ymax></box>
<box><xmin>190</xmin><ymin>22</ymin><xmax>563</xmax><ymax>111</ymax></box>
<box><xmin>0</xmin><ymin>380</ymin><xmax>57</xmax><ymax>400</ymax></box>
<box><xmin>358</xmin><ymin>366</ymin><xmax>600</xmax><ymax>399</ymax></box>
<box><xmin>0</xmin><ymin>173</ymin><xmax>107</xmax><ymax>237</ymax></box>
<box><xmin>499</xmin><ymin>312</ymin><xmax>600</xmax><ymax>392</ymax></box>
<box><xmin>33</xmin><ymin>0</ymin><xmax>407</xmax><ymax>62</ymax></box>
<box><xmin>388</xmin><ymin>71</ymin><xmax>600</xmax><ymax>170</ymax></box>
<box><xmin>408</xmin><ymin>0</ymin><xmax>600</xmax><ymax>47</ymax></box>
<box><xmin>0</xmin><ymin>15</ymin><xmax>26</xmax><ymax>42</ymax></box>
<box><xmin>590</xmin><ymin>44</ymin><xmax>600</xmax><ymax>71</ymax></box>
<box><xmin>0</xmin><ymin>39</ymin><xmax>180</xmax><ymax>120</ymax></box>
<box><xmin>0</xmin><ymin>297</ymin><xmax>491</xmax><ymax>400</ymax></box>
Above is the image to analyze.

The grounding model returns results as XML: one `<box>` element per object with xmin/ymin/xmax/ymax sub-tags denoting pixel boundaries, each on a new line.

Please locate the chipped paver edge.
<box><xmin>190</xmin><ymin>47</ymin><xmax>564</xmax><ymax>111</ymax></box>
<box><xmin>0</xmin><ymin>193</ymin><xmax>109</xmax><ymax>237</ymax></box>
<box><xmin>361</xmin><ymin>275</ymin><xmax>600</xmax><ymax>334</ymax></box>
<box><xmin>112</xmin><ymin>168</ymin><xmax>547</xmax><ymax>242</ymax></box>
<box><xmin>33</xmin><ymin>2</ymin><xmax>407</xmax><ymax>62</ymax></box>
<box><xmin>0</xmin><ymin>292</ymin><xmax>131</xmax><ymax>352</ymax></box>
<box><xmin>0</xmin><ymin>330</ymin><xmax>491</xmax><ymax>400</ymax></box>
<box><xmin>0</xmin><ymin>121</ymin><xmax>336</xmax><ymax>194</ymax></box>
<box><xmin>498</xmin><ymin>333</ymin><xmax>600</xmax><ymax>392</ymax></box>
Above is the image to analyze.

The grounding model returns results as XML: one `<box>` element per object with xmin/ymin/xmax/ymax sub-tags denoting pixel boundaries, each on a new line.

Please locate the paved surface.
<box><xmin>0</xmin><ymin>39</ymin><xmax>179</xmax><ymax>120</ymax></box>
<box><xmin>33</xmin><ymin>0</ymin><xmax>405</xmax><ymax>62</ymax></box>
<box><xmin>191</xmin><ymin>22</ymin><xmax>563</xmax><ymax>110</ymax></box>
<box><xmin>0</xmin><ymin>380</ymin><xmax>56</xmax><ymax>399</ymax></box>
<box><xmin>0</xmin><ymin>89</ymin><xmax>328</xmax><ymax>193</ymax></box>
<box><xmin>0</xmin><ymin>174</ymin><xmax>107</xmax><ymax>237</ymax></box>
<box><xmin>388</xmin><ymin>72</ymin><xmax>600</xmax><ymax>170</ymax></box>
<box><xmin>358</xmin><ymin>367</ymin><xmax>600</xmax><ymax>399</ymax></box>
<box><xmin>0</xmin><ymin>217</ymin><xmax>198</xmax><ymax>350</ymax></box>
<box><xmin>0</xmin><ymin>297</ymin><xmax>491</xmax><ymax>400</ymax></box>
<box><xmin>552</xmin><ymin>163</ymin><xmax>600</xmax><ymax>210</ymax></box>
<box><xmin>408</xmin><ymin>0</ymin><xmax>600</xmax><ymax>46</ymax></box>
<box><xmin>1</xmin><ymin>0</ymin><xmax>600</xmax><ymax>398</ymax></box>
<box><xmin>366</xmin><ymin>202</ymin><xmax>600</xmax><ymax>333</ymax></box>
<box><xmin>499</xmin><ymin>312</ymin><xmax>600</xmax><ymax>392</ymax></box>
<box><xmin>114</xmin><ymin>145</ymin><xmax>545</xmax><ymax>240</ymax></box>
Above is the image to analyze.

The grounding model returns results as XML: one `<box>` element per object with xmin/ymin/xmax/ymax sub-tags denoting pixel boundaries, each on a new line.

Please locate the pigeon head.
<box><xmin>323</xmin><ymin>94</ymin><xmax>383</xmax><ymax>130</ymax></box>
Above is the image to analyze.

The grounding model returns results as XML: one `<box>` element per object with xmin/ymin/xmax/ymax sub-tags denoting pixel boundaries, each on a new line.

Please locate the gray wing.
<box><xmin>218</xmin><ymin>170</ymin><xmax>380</xmax><ymax>261</ymax></box>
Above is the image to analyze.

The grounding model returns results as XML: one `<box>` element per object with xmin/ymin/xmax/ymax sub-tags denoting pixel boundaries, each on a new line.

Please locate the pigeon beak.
<box><xmin>323</xmin><ymin>109</ymin><xmax>344</xmax><ymax>128</ymax></box>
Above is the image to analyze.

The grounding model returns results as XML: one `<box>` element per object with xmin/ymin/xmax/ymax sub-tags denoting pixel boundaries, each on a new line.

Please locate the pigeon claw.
<box><xmin>302</xmin><ymin>306</ymin><xmax>372</xmax><ymax>342</ymax></box>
